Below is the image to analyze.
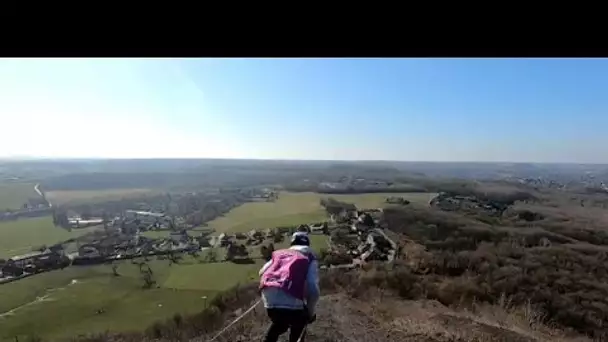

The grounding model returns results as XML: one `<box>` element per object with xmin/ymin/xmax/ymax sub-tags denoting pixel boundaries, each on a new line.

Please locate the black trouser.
<box><xmin>263</xmin><ymin>308</ymin><xmax>308</xmax><ymax>342</ymax></box>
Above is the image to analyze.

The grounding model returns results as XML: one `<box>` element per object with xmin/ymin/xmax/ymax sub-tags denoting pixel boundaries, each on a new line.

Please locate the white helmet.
<box><xmin>290</xmin><ymin>231</ymin><xmax>310</xmax><ymax>246</ymax></box>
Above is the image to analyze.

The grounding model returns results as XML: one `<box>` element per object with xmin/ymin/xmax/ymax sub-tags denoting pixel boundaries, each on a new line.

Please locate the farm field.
<box><xmin>308</xmin><ymin>234</ymin><xmax>331</xmax><ymax>253</ymax></box>
<box><xmin>0</xmin><ymin>182</ymin><xmax>37</xmax><ymax>210</ymax></box>
<box><xmin>0</xmin><ymin>257</ymin><xmax>230</xmax><ymax>342</ymax></box>
<box><xmin>207</xmin><ymin>191</ymin><xmax>436</xmax><ymax>233</ymax></box>
<box><xmin>163</xmin><ymin>259</ymin><xmax>264</xmax><ymax>291</ymax></box>
<box><xmin>45</xmin><ymin>188</ymin><xmax>159</xmax><ymax>206</ymax></box>
<box><xmin>0</xmin><ymin>236</ymin><xmax>331</xmax><ymax>341</ymax></box>
<box><xmin>0</xmin><ymin>217</ymin><xmax>100</xmax><ymax>259</ymax></box>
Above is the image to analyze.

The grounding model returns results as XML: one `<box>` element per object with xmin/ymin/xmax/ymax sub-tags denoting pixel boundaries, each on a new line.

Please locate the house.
<box><xmin>330</xmin><ymin>208</ymin><xmax>358</xmax><ymax>224</ymax></box>
<box><xmin>351</xmin><ymin>221</ymin><xmax>374</xmax><ymax>234</ymax></box>
<box><xmin>124</xmin><ymin>210</ymin><xmax>170</xmax><ymax>226</ymax></box>
<box><xmin>169</xmin><ymin>231</ymin><xmax>189</xmax><ymax>244</ymax></box>
<box><xmin>217</xmin><ymin>233</ymin><xmax>232</xmax><ymax>247</ymax></box>
<box><xmin>309</xmin><ymin>222</ymin><xmax>328</xmax><ymax>234</ymax></box>
<box><xmin>352</xmin><ymin>228</ymin><xmax>398</xmax><ymax>264</ymax></box>
<box><xmin>78</xmin><ymin>244</ymin><xmax>101</xmax><ymax>258</ymax></box>
<box><xmin>264</xmin><ymin>228</ymin><xmax>275</xmax><ymax>238</ymax></box>
<box><xmin>5</xmin><ymin>249</ymin><xmax>68</xmax><ymax>273</ymax></box>
<box><xmin>248</xmin><ymin>229</ymin><xmax>263</xmax><ymax>240</ymax></box>
<box><xmin>7</xmin><ymin>251</ymin><xmax>53</xmax><ymax>268</ymax></box>
<box><xmin>296</xmin><ymin>224</ymin><xmax>311</xmax><ymax>233</ymax></box>
<box><xmin>118</xmin><ymin>219</ymin><xmax>140</xmax><ymax>235</ymax></box>
<box><xmin>68</xmin><ymin>217</ymin><xmax>104</xmax><ymax>228</ymax></box>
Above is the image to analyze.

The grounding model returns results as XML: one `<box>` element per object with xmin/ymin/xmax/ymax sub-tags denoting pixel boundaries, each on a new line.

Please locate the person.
<box><xmin>259</xmin><ymin>231</ymin><xmax>320</xmax><ymax>342</ymax></box>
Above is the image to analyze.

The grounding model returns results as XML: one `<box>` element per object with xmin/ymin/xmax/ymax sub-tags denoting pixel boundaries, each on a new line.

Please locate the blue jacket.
<box><xmin>259</xmin><ymin>245</ymin><xmax>320</xmax><ymax>315</ymax></box>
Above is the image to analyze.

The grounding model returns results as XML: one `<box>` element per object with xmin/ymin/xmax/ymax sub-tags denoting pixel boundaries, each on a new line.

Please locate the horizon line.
<box><xmin>0</xmin><ymin>156</ymin><xmax>606</xmax><ymax>166</ymax></box>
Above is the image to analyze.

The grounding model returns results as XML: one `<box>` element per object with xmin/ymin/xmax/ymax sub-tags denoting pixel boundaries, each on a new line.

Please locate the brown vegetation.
<box><xmin>380</xmin><ymin>188</ymin><xmax>608</xmax><ymax>340</ymax></box>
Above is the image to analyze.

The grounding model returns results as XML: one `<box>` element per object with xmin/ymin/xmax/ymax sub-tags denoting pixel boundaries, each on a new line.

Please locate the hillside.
<box><xmin>208</xmin><ymin>291</ymin><xmax>589</xmax><ymax>342</ymax></box>
<box><xmin>188</xmin><ymin>260</ymin><xmax>593</xmax><ymax>342</ymax></box>
<box><xmin>78</xmin><ymin>270</ymin><xmax>590</xmax><ymax>342</ymax></box>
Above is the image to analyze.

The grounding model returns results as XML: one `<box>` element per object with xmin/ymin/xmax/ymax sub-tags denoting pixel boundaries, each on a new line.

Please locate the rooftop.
<box><xmin>125</xmin><ymin>210</ymin><xmax>166</xmax><ymax>218</ymax></box>
<box><xmin>9</xmin><ymin>251</ymin><xmax>51</xmax><ymax>261</ymax></box>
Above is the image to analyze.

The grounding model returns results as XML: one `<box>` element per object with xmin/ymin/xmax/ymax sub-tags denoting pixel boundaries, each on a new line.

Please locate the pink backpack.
<box><xmin>260</xmin><ymin>249</ymin><xmax>313</xmax><ymax>300</ymax></box>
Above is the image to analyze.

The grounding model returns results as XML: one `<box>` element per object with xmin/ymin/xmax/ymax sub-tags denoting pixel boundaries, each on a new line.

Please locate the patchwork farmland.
<box><xmin>0</xmin><ymin>190</ymin><xmax>430</xmax><ymax>341</ymax></box>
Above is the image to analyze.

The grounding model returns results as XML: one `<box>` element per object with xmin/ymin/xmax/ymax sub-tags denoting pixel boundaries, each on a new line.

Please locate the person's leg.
<box><xmin>264</xmin><ymin>309</ymin><xmax>289</xmax><ymax>342</ymax></box>
<box><xmin>287</xmin><ymin>309</ymin><xmax>309</xmax><ymax>342</ymax></box>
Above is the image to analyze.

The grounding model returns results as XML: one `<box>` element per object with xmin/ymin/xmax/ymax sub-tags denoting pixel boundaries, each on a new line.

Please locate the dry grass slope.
<box><xmin>201</xmin><ymin>290</ymin><xmax>590</xmax><ymax>342</ymax></box>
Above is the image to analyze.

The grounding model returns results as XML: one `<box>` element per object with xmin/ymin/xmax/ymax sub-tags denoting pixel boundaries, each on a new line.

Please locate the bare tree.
<box><xmin>139</xmin><ymin>262</ymin><xmax>156</xmax><ymax>289</ymax></box>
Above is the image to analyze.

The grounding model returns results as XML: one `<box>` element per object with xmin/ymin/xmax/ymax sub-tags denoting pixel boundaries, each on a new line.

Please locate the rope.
<box><xmin>205</xmin><ymin>299</ymin><xmax>311</xmax><ymax>342</ymax></box>
<box><xmin>206</xmin><ymin>298</ymin><xmax>262</xmax><ymax>342</ymax></box>
<box><xmin>296</xmin><ymin>325</ymin><xmax>308</xmax><ymax>342</ymax></box>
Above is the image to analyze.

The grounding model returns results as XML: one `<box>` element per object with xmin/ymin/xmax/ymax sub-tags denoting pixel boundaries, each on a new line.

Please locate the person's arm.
<box><xmin>259</xmin><ymin>260</ymin><xmax>272</xmax><ymax>276</ymax></box>
<box><xmin>305</xmin><ymin>259</ymin><xmax>320</xmax><ymax>316</ymax></box>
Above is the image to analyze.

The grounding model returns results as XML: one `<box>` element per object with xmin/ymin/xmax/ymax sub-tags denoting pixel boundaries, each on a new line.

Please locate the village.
<box><xmin>429</xmin><ymin>191</ymin><xmax>512</xmax><ymax>216</ymax></box>
<box><xmin>0</xmin><ymin>190</ymin><xmax>398</xmax><ymax>285</ymax></box>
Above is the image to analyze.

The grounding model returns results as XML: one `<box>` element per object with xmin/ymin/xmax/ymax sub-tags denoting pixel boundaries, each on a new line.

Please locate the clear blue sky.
<box><xmin>1</xmin><ymin>58</ymin><xmax>607</xmax><ymax>163</ymax></box>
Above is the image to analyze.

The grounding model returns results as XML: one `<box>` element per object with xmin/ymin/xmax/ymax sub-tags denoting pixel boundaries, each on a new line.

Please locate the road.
<box><xmin>34</xmin><ymin>183</ymin><xmax>52</xmax><ymax>207</ymax></box>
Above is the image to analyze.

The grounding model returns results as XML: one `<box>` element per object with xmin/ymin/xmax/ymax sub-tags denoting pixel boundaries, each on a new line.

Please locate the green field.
<box><xmin>0</xmin><ymin>217</ymin><xmax>100</xmax><ymax>259</ymax></box>
<box><xmin>208</xmin><ymin>191</ymin><xmax>436</xmax><ymax>233</ymax></box>
<box><xmin>0</xmin><ymin>256</ymin><xmax>249</xmax><ymax>341</ymax></box>
<box><xmin>163</xmin><ymin>260</ymin><xmax>263</xmax><ymax>291</ymax></box>
<box><xmin>45</xmin><ymin>188</ymin><xmax>158</xmax><ymax>206</ymax></box>
<box><xmin>308</xmin><ymin>234</ymin><xmax>331</xmax><ymax>253</ymax></box>
<box><xmin>0</xmin><ymin>183</ymin><xmax>37</xmax><ymax>211</ymax></box>
<box><xmin>141</xmin><ymin>230</ymin><xmax>176</xmax><ymax>239</ymax></box>
<box><xmin>0</xmin><ymin>237</ymin><xmax>328</xmax><ymax>340</ymax></box>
